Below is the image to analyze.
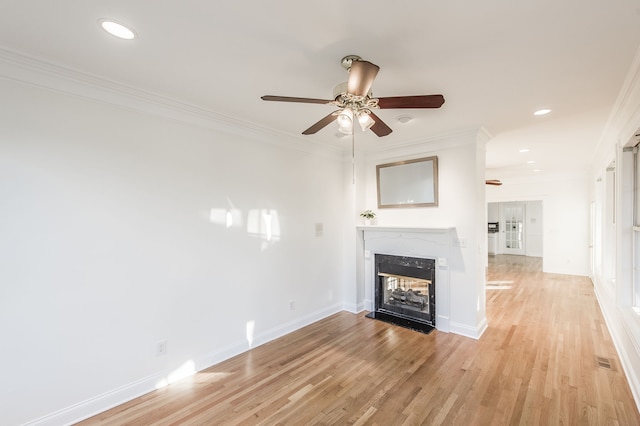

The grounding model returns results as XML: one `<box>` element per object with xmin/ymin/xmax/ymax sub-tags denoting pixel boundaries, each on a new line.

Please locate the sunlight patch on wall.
<box><xmin>246</xmin><ymin>320</ymin><xmax>255</xmax><ymax>347</ymax></box>
<box><xmin>247</xmin><ymin>209</ymin><xmax>281</xmax><ymax>249</ymax></box>
<box><xmin>209</xmin><ymin>208</ymin><xmax>243</xmax><ymax>228</ymax></box>
<box><xmin>155</xmin><ymin>360</ymin><xmax>196</xmax><ymax>389</ymax></box>
<box><xmin>209</xmin><ymin>205</ymin><xmax>281</xmax><ymax>249</ymax></box>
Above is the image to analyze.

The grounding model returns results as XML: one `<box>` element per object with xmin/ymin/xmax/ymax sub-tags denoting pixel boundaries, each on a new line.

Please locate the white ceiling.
<box><xmin>1</xmin><ymin>1</ymin><xmax>639</xmax><ymax>181</ymax></box>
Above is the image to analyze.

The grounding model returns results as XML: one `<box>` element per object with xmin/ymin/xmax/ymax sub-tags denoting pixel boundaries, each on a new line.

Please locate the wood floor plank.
<box><xmin>78</xmin><ymin>255</ymin><xmax>640</xmax><ymax>425</ymax></box>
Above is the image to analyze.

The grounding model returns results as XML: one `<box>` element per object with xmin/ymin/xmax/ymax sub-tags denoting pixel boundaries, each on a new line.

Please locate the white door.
<box><xmin>503</xmin><ymin>203</ymin><xmax>525</xmax><ymax>255</ymax></box>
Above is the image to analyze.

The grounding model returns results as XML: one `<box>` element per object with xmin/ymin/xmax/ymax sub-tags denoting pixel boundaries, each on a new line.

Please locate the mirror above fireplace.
<box><xmin>376</xmin><ymin>156</ymin><xmax>438</xmax><ymax>208</ymax></box>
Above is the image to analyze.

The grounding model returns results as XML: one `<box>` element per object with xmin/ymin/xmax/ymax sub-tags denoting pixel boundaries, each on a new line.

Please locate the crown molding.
<box><xmin>0</xmin><ymin>46</ymin><xmax>344</xmax><ymax>160</ymax></box>
<box><xmin>476</xmin><ymin>126</ymin><xmax>493</xmax><ymax>145</ymax></box>
<box><xmin>486</xmin><ymin>167</ymin><xmax>588</xmax><ymax>184</ymax></box>
<box><xmin>598</xmin><ymin>45</ymin><xmax>640</xmax><ymax>150</ymax></box>
<box><xmin>363</xmin><ymin>125</ymin><xmax>487</xmax><ymax>163</ymax></box>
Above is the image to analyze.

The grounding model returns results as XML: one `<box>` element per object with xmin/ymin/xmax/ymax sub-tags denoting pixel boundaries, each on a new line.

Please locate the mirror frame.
<box><xmin>376</xmin><ymin>156</ymin><xmax>439</xmax><ymax>208</ymax></box>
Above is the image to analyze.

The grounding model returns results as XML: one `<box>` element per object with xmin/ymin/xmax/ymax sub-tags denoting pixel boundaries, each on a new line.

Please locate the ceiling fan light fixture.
<box><xmin>357</xmin><ymin>110</ymin><xmax>375</xmax><ymax>131</ymax></box>
<box><xmin>337</xmin><ymin>108</ymin><xmax>353</xmax><ymax>128</ymax></box>
<box><xmin>338</xmin><ymin>124</ymin><xmax>353</xmax><ymax>135</ymax></box>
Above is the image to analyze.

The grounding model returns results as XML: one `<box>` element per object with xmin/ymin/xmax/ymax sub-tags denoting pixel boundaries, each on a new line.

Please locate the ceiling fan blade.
<box><xmin>302</xmin><ymin>111</ymin><xmax>340</xmax><ymax>135</ymax></box>
<box><xmin>377</xmin><ymin>95</ymin><xmax>445</xmax><ymax>109</ymax></box>
<box><xmin>261</xmin><ymin>95</ymin><xmax>333</xmax><ymax>105</ymax></box>
<box><xmin>485</xmin><ymin>179</ymin><xmax>503</xmax><ymax>186</ymax></box>
<box><xmin>347</xmin><ymin>60</ymin><xmax>380</xmax><ymax>97</ymax></box>
<box><xmin>368</xmin><ymin>111</ymin><xmax>392</xmax><ymax>137</ymax></box>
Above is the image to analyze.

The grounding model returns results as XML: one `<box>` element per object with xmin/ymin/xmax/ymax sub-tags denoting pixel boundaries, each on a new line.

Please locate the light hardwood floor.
<box><xmin>79</xmin><ymin>255</ymin><xmax>640</xmax><ymax>425</ymax></box>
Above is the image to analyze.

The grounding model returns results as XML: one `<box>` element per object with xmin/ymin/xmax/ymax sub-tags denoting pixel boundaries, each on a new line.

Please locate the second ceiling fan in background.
<box><xmin>261</xmin><ymin>55</ymin><xmax>445</xmax><ymax>137</ymax></box>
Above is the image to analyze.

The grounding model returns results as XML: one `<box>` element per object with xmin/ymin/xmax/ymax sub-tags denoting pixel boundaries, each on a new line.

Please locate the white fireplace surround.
<box><xmin>358</xmin><ymin>226</ymin><xmax>454</xmax><ymax>333</ymax></box>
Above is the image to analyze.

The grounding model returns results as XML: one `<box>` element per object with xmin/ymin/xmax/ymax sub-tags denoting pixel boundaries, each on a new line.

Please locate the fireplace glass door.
<box><xmin>379</xmin><ymin>273</ymin><xmax>430</xmax><ymax>315</ymax></box>
<box><xmin>374</xmin><ymin>254</ymin><xmax>435</xmax><ymax>326</ymax></box>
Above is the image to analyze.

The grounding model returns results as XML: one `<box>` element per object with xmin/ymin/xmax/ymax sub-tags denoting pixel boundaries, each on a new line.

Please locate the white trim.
<box><xmin>24</xmin><ymin>303</ymin><xmax>344</xmax><ymax>426</ymax></box>
<box><xmin>359</xmin><ymin>227</ymin><xmax>458</xmax><ymax>334</ymax></box>
<box><xmin>0</xmin><ymin>47</ymin><xmax>345</xmax><ymax>161</ymax></box>
<box><xmin>598</xmin><ymin>45</ymin><xmax>640</xmax><ymax>155</ymax></box>
<box><xmin>342</xmin><ymin>302</ymin><xmax>365</xmax><ymax>314</ymax></box>
<box><xmin>364</xmin><ymin>126</ymin><xmax>484</xmax><ymax>161</ymax></box>
<box><xmin>450</xmin><ymin>317</ymin><xmax>487</xmax><ymax>340</ymax></box>
<box><xmin>620</xmin><ymin>308</ymin><xmax>640</xmax><ymax>363</ymax></box>
<box><xmin>357</xmin><ymin>225</ymin><xmax>454</xmax><ymax>233</ymax></box>
<box><xmin>23</xmin><ymin>374</ymin><xmax>160</xmax><ymax>426</ymax></box>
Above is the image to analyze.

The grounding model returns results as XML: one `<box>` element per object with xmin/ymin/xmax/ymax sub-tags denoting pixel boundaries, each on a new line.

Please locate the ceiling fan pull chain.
<box><xmin>352</xmin><ymin>130</ymin><xmax>356</xmax><ymax>184</ymax></box>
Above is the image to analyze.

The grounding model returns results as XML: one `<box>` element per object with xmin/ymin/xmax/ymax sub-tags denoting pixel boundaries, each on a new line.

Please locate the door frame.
<box><xmin>502</xmin><ymin>202</ymin><xmax>526</xmax><ymax>255</ymax></box>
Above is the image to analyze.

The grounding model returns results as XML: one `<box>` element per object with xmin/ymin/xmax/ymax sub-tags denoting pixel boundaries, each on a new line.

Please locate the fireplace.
<box><xmin>366</xmin><ymin>253</ymin><xmax>436</xmax><ymax>334</ymax></box>
<box><xmin>358</xmin><ymin>226</ymin><xmax>456</xmax><ymax>335</ymax></box>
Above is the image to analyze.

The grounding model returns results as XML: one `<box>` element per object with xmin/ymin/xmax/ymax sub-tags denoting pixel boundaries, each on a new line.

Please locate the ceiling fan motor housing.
<box><xmin>333</xmin><ymin>82</ymin><xmax>349</xmax><ymax>100</ymax></box>
<box><xmin>333</xmin><ymin>82</ymin><xmax>373</xmax><ymax>101</ymax></box>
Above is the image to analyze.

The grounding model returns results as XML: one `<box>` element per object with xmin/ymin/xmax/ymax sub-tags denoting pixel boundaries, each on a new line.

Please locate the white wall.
<box><xmin>589</xmin><ymin>47</ymin><xmax>640</xmax><ymax>410</ymax></box>
<box><xmin>486</xmin><ymin>173</ymin><xmax>590</xmax><ymax>275</ymax></box>
<box><xmin>487</xmin><ymin>203</ymin><xmax>499</xmax><ymax>222</ymax></box>
<box><xmin>487</xmin><ymin>201</ymin><xmax>543</xmax><ymax>257</ymax></box>
<box><xmin>354</xmin><ymin>129</ymin><xmax>489</xmax><ymax>338</ymax></box>
<box><xmin>524</xmin><ymin>200</ymin><xmax>543</xmax><ymax>257</ymax></box>
<box><xmin>0</xmin><ymin>78</ymin><xmax>348</xmax><ymax>425</ymax></box>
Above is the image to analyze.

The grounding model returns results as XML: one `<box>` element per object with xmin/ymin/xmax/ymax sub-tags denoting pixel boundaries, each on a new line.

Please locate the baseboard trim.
<box><xmin>342</xmin><ymin>302</ymin><xmax>365</xmax><ymax>314</ymax></box>
<box><xmin>24</xmin><ymin>373</ymin><xmax>163</xmax><ymax>426</ymax></box>
<box><xmin>593</xmin><ymin>281</ymin><xmax>640</xmax><ymax>415</ymax></box>
<box><xmin>449</xmin><ymin>318</ymin><xmax>487</xmax><ymax>340</ymax></box>
<box><xmin>24</xmin><ymin>303</ymin><xmax>344</xmax><ymax>426</ymax></box>
<box><xmin>194</xmin><ymin>303</ymin><xmax>344</xmax><ymax>371</ymax></box>
<box><xmin>436</xmin><ymin>314</ymin><xmax>450</xmax><ymax>333</ymax></box>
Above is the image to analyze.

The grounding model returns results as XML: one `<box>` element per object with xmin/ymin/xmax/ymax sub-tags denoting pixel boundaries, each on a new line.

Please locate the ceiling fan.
<box><xmin>261</xmin><ymin>55</ymin><xmax>445</xmax><ymax>137</ymax></box>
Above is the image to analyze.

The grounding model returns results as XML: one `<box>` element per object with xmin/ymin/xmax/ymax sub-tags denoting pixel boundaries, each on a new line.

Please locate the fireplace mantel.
<box><xmin>357</xmin><ymin>226</ymin><xmax>454</xmax><ymax>333</ymax></box>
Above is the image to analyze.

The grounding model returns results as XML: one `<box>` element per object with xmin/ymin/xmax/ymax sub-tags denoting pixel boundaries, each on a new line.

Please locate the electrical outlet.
<box><xmin>289</xmin><ymin>301</ymin><xmax>295</xmax><ymax>311</ymax></box>
<box><xmin>157</xmin><ymin>340</ymin><xmax>168</xmax><ymax>356</ymax></box>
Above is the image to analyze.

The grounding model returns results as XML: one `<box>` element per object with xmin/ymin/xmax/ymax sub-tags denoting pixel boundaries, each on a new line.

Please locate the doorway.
<box><xmin>487</xmin><ymin>201</ymin><xmax>543</xmax><ymax>257</ymax></box>
<box><xmin>504</xmin><ymin>203</ymin><xmax>525</xmax><ymax>255</ymax></box>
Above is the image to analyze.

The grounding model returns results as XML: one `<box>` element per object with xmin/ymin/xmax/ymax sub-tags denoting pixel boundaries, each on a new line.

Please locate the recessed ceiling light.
<box><xmin>527</xmin><ymin>160</ymin><xmax>536</xmax><ymax>164</ymax></box>
<box><xmin>396</xmin><ymin>115</ymin><xmax>413</xmax><ymax>124</ymax></box>
<box><xmin>99</xmin><ymin>19</ymin><xmax>136</xmax><ymax>40</ymax></box>
<box><xmin>519</xmin><ymin>148</ymin><xmax>530</xmax><ymax>153</ymax></box>
<box><xmin>533</xmin><ymin>108</ymin><xmax>551</xmax><ymax>116</ymax></box>
<box><xmin>533</xmin><ymin>169</ymin><xmax>541</xmax><ymax>172</ymax></box>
